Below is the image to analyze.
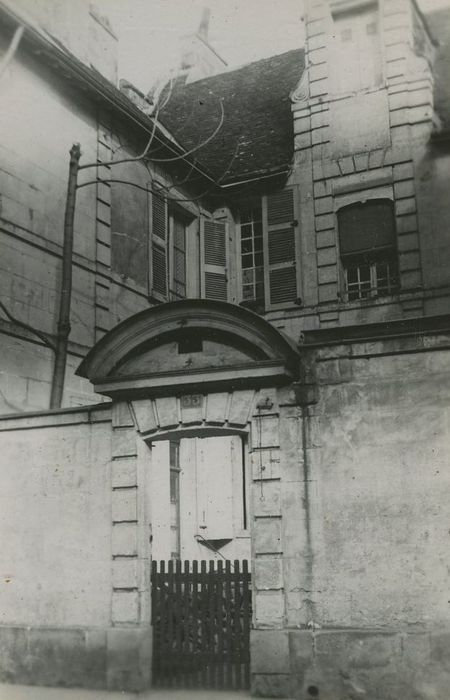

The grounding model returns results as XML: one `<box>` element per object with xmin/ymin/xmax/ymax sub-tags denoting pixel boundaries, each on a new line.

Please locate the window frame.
<box><xmin>337</xmin><ymin>197</ymin><xmax>400</xmax><ymax>302</ymax></box>
<box><xmin>149</xmin><ymin>185</ymin><xmax>196</xmax><ymax>303</ymax></box>
<box><xmin>168</xmin><ymin>205</ymin><xmax>190</xmax><ymax>301</ymax></box>
<box><xmin>236</xmin><ymin>186</ymin><xmax>301</xmax><ymax>312</ymax></box>
<box><xmin>237</xmin><ymin>201</ymin><xmax>265</xmax><ymax>309</ymax></box>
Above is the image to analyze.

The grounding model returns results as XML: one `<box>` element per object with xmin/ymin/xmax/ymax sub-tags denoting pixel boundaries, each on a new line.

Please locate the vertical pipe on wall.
<box><xmin>50</xmin><ymin>143</ymin><xmax>81</xmax><ymax>409</ymax></box>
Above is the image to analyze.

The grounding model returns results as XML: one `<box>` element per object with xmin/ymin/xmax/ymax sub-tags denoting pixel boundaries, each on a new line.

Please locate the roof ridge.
<box><xmin>184</xmin><ymin>46</ymin><xmax>305</xmax><ymax>88</ymax></box>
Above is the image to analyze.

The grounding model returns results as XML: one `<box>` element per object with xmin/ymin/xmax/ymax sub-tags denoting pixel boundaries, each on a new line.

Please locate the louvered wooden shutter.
<box><xmin>263</xmin><ymin>187</ymin><xmax>300</xmax><ymax>309</ymax></box>
<box><xmin>201</xmin><ymin>218</ymin><xmax>228</xmax><ymax>301</ymax></box>
<box><xmin>150</xmin><ymin>190</ymin><xmax>168</xmax><ymax>300</ymax></box>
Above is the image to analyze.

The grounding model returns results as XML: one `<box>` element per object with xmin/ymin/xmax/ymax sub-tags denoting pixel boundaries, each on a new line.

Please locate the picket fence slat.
<box><xmin>151</xmin><ymin>559</ymin><xmax>251</xmax><ymax>690</ymax></box>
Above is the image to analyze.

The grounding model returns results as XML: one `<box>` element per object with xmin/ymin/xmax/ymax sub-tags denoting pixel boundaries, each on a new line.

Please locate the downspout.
<box><xmin>50</xmin><ymin>143</ymin><xmax>81</xmax><ymax>409</ymax></box>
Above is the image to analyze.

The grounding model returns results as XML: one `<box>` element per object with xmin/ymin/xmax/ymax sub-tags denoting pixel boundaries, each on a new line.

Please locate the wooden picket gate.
<box><xmin>151</xmin><ymin>559</ymin><xmax>251</xmax><ymax>689</ymax></box>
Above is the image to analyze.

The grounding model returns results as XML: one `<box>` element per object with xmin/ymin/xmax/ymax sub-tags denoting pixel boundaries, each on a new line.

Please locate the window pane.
<box><xmin>242</xmin><ymin>254</ymin><xmax>254</xmax><ymax>269</ymax></box>
<box><xmin>239</xmin><ymin>202</ymin><xmax>264</xmax><ymax>303</ymax></box>
<box><xmin>241</xmin><ymin>238</ymin><xmax>253</xmax><ymax>254</ymax></box>
<box><xmin>254</xmin><ymin>237</ymin><xmax>263</xmax><ymax>252</ymax></box>
<box><xmin>242</xmin><ymin>269</ymin><xmax>254</xmax><ymax>285</ymax></box>
<box><xmin>173</xmin><ymin>218</ymin><xmax>185</xmax><ymax>250</ymax></box>
<box><xmin>359</xmin><ymin>265</ymin><xmax>371</xmax><ymax>282</ymax></box>
<box><xmin>346</xmin><ymin>267</ymin><xmax>358</xmax><ymax>283</ymax></box>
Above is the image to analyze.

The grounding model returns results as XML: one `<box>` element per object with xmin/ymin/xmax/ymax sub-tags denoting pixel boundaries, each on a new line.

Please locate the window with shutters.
<box><xmin>240</xmin><ymin>203</ymin><xmax>265</xmax><ymax>305</ymax></box>
<box><xmin>150</xmin><ymin>191</ymin><xmax>168</xmax><ymax>300</ymax></box>
<box><xmin>338</xmin><ymin>199</ymin><xmax>399</xmax><ymax>301</ymax></box>
<box><xmin>238</xmin><ymin>187</ymin><xmax>300</xmax><ymax>311</ymax></box>
<box><xmin>330</xmin><ymin>2</ymin><xmax>382</xmax><ymax>95</ymax></box>
<box><xmin>150</xmin><ymin>191</ymin><xmax>194</xmax><ymax>302</ymax></box>
<box><xmin>169</xmin><ymin>208</ymin><xmax>187</xmax><ymax>300</ymax></box>
<box><xmin>201</xmin><ymin>218</ymin><xmax>228</xmax><ymax>301</ymax></box>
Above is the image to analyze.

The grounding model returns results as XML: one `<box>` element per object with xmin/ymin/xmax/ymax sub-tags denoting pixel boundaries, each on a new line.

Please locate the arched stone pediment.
<box><xmin>77</xmin><ymin>300</ymin><xmax>300</xmax><ymax>399</ymax></box>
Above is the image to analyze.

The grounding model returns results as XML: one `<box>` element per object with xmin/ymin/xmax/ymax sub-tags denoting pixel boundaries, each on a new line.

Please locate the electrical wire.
<box><xmin>79</xmin><ymin>95</ymin><xmax>223</xmax><ymax>172</ymax></box>
<box><xmin>0</xmin><ymin>300</ymin><xmax>55</xmax><ymax>351</ymax></box>
<box><xmin>78</xmin><ymin>83</ymin><xmax>169</xmax><ymax>171</ymax></box>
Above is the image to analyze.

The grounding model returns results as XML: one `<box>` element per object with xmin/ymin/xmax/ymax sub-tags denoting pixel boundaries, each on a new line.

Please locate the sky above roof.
<box><xmin>94</xmin><ymin>0</ymin><xmax>450</xmax><ymax>93</ymax></box>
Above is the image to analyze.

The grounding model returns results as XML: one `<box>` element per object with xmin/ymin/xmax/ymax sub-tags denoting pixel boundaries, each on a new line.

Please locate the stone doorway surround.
<box><xmin>77</xmin><ymin>300</ymin><xmax>307</xmax><ymax>695</ymax></box>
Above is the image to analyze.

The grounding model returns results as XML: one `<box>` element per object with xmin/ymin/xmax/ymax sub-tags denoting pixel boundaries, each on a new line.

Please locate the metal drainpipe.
<box><xmin>50</xmin><ymin>143</ymin><xmax>81</xmax><ymax>409</ymax></box>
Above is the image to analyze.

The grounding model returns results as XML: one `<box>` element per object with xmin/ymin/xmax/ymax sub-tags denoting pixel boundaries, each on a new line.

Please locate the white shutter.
<box><xmin>201</xmin><ymin>217</ymin><xmax>228</xmax><ymax>301</ymax></box>
<box><xmin>196</xmin><ymin>437</ymin><xmax>234</xmax><ymax>540</ymax></box>
<box><xmin>149</xmin><ymin>190</ymin><xmax>168</xmax><ymax>300</ymax></box>
<box><xmin>263</xmin><ymin>187</ymin><xmax>300</xmax><ymax>309</ymax></box>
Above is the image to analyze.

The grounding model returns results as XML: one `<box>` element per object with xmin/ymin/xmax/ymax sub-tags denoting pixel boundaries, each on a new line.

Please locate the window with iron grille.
<box><xmin>338</xmin><ymin>199</ymin><xmax>399</xmax><ymax>301</ymax></box>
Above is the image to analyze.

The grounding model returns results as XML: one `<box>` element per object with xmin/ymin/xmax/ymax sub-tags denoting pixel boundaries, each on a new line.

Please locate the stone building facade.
<box><xmin>0</xmin><ymin>0</ymin><xmax>450</xmax><ymax>698</ymax></box>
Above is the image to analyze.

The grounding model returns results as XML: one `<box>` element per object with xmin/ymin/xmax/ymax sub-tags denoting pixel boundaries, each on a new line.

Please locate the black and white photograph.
<box><xmin>0</xmin><ymin>0</ymin><xmax>449</xmax><ymax>698</ymax></box>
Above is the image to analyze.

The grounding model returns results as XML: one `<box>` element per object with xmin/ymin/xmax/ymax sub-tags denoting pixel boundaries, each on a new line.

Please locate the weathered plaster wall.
<box><xmin>415</xmin><ymin>147</ymin><xmax>450</xmax><ymax>301</ymax></box>
<box><xmin>4</xmin><ymin>0</ymin><xmax>118</xmax><ymax>83</ymax></box>
<box><xmin>0</xmin><ymin>38</ymin><xmax>100</xmax><ymax>411</ymax></box>
<box><xmin>0</xmin><ymin>404</ymin><xmax>114</xmax><ymax>687</ymax></box>
<box><xmin>252</xmin><ymin>333</ymin><xmax>450</xmax><ymax>700</ymax></box>
<box><xmin>0</xmin><ymin>36</ymin><xmax>154</xmax><ymax>413</ymax></box>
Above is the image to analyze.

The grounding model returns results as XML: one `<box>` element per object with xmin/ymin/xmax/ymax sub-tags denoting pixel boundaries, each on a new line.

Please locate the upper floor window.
<box><xmin>238</xmin><ymin>188</ymin><xmax>300</xmax><ymax>311</ymax></box>
<box><xmin>331</xmin><ymin>2</ymin><xmax>382</xmax><ymax>94</ymax></box>
<box><xmin>338</xmin><ymin>199</ymin><xmax>399</xmax><ymax>301</ymax></box>
<box><xmin>170</xmin><ymin>209</ymin><xmax>187</xmax><ymax>300</ymax></box>
<box><xmin>151</xmin><ymin>195</ymin><xmax>194</xmax><ymax>302</ymax></box>
<box><xmin>240</xmin><ymin>204</ymin><xmax>264</xmax><ymax>305</ymax></box>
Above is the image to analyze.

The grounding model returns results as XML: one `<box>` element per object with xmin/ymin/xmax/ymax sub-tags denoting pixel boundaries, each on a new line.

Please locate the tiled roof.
<box><xmin>426</xmin><ymin>7</ymin><xmax>450</xmax><ymax>133</ymax></box>
<box><xmin>159</xmin><ymin>49</ymin><xmax>305</xmax><ymax>184</ymax></box>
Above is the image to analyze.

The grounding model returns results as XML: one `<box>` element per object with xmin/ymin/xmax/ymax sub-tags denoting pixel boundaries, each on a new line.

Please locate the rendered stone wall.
<box><xmin>0</xmin><ymin>38</ymin><xmax>100</xmax><ymax>412</ymax></box>
<box><xmin>5</xmin><ymin>0</ymin><xmax>118</xmax><ymax>83</ymax></box>
<box><xmin>0</xmin><ymin>404</ymin><xmax>113</xmax><ymax>687</ymax></box>
<box><xmin>278</xmin><ymin>333</ymin><xmax>450</xmax><ymax>700</ymax></box>
<box><xmin>0</xmin><ymin>35</ymin><xmax>154</xmax><ymax>413</ymax></box>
